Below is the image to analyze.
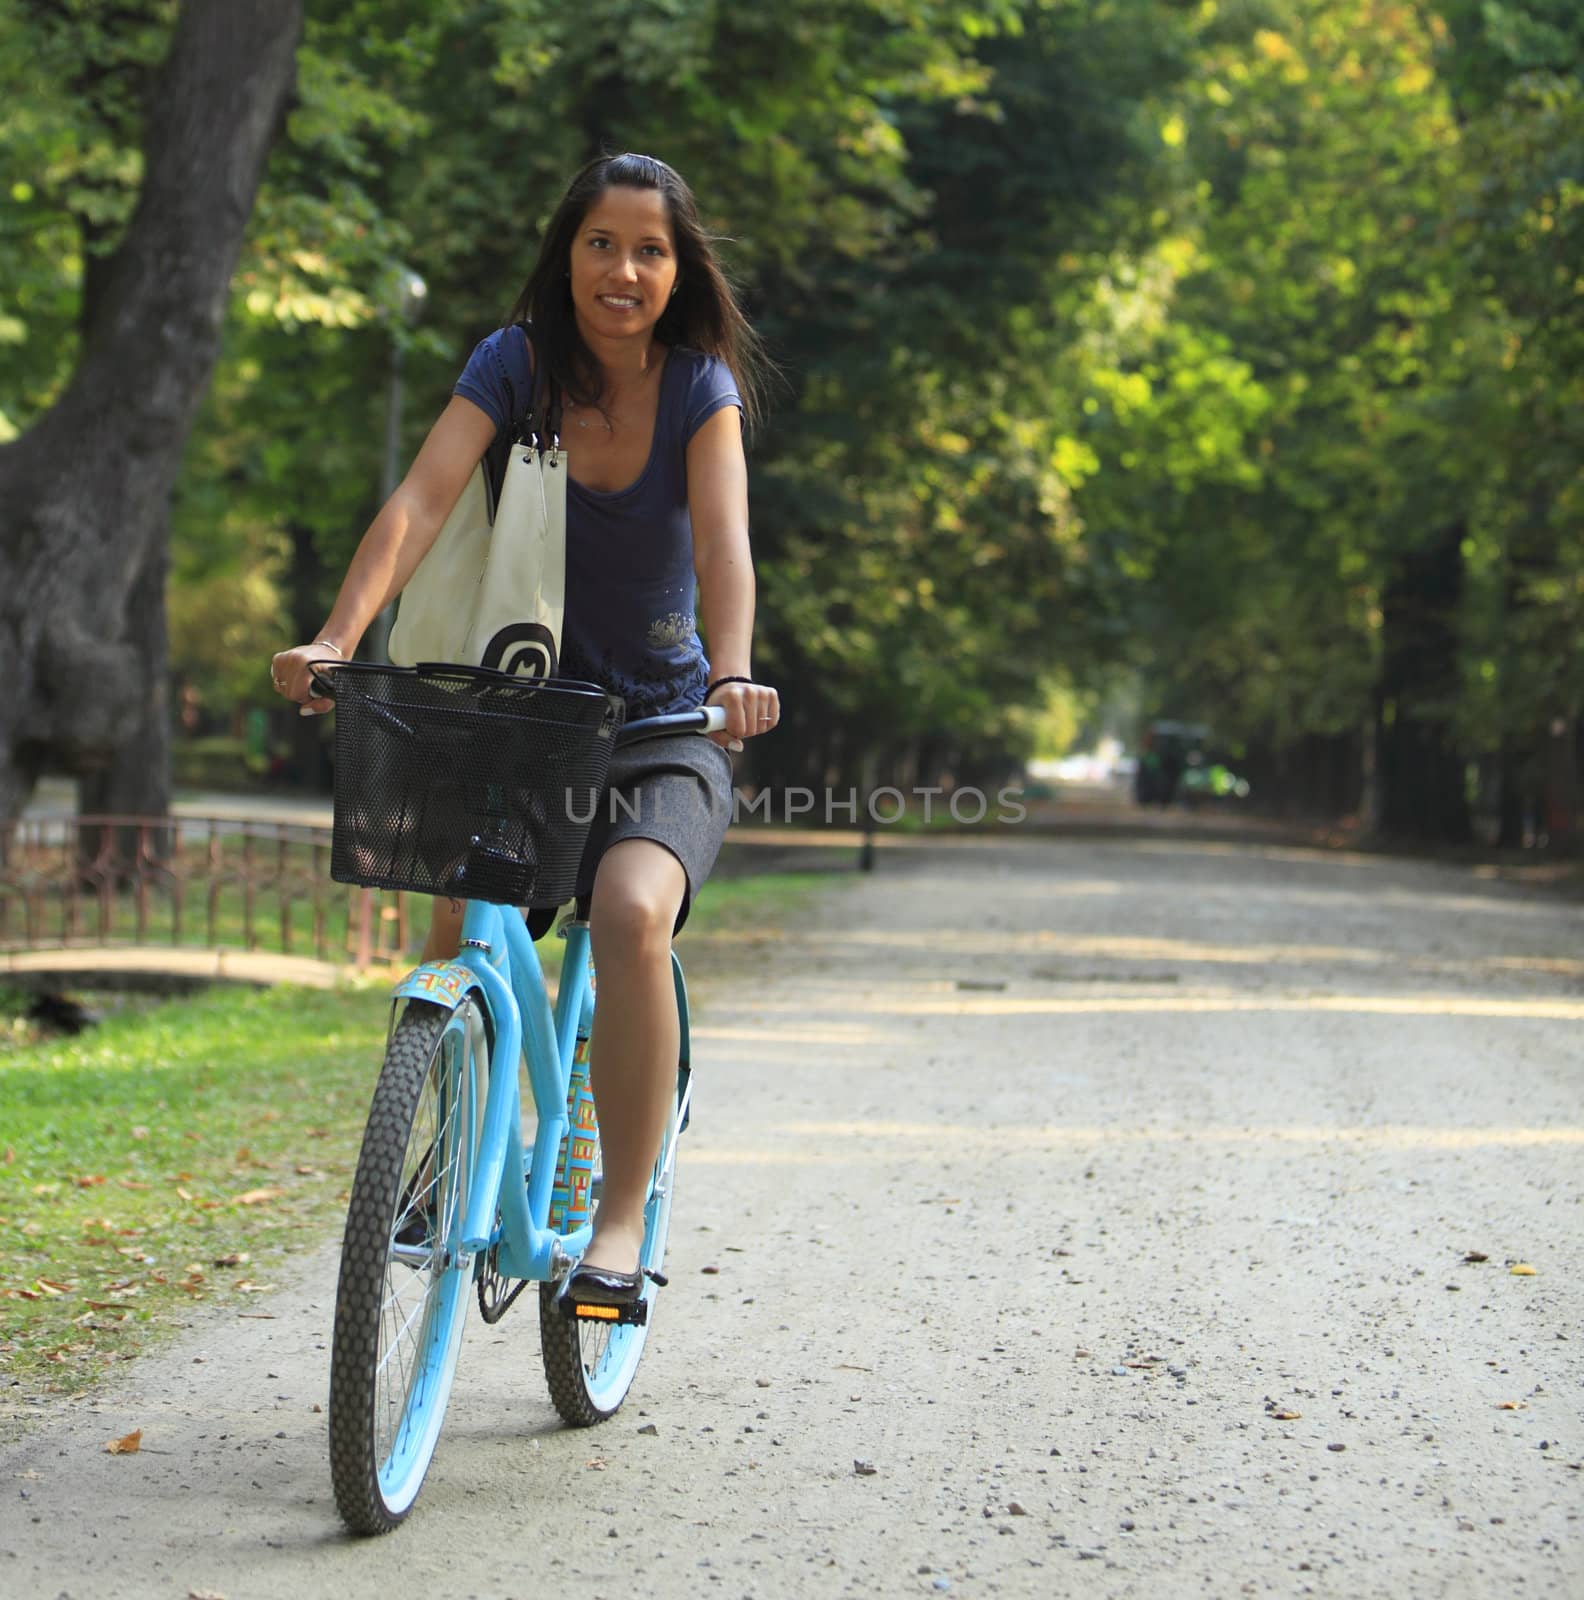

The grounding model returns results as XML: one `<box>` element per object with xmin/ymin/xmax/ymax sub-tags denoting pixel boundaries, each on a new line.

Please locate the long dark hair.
<box><xmin>509</xmin><ymin>152</ymin><xmax>767</xmax><ymax>429</ymax></box>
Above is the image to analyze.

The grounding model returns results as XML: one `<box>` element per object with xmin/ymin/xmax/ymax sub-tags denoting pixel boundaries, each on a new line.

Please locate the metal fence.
<box><xmin>0</xmin><ymin>815</ymin><xmax>413</xmax><ymax>969</ymax></box>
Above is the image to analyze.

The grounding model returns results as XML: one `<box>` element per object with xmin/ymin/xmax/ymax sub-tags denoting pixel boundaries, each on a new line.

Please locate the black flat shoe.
<box><xmin>564</xmin><ymin>1260</ymin><xmax>642</xmax><ymax>1306</ymax></box>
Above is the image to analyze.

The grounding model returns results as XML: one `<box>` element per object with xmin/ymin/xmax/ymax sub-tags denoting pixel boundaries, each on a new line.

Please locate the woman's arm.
<box><xmin>272</xmin><ymin>396</ymin><xmax>497</xmax><ymax>707</ymax></box>
<box><xmin>689</xmin><ymin>406</ymin><xmax>778</xmax><ymax>744</ymax></box>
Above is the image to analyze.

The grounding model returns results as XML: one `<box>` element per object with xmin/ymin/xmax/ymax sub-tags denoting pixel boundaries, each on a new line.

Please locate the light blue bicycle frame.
<box><xmin>400</xmin><ymin>900</ymin><xmax>598</xmax><ymax>1284</ymax></box>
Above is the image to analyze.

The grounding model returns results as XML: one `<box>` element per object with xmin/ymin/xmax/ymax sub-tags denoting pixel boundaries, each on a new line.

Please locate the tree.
<box><xmin>0</xmin><ymin>0</ymin><xmax>303</xmax><ymax>819</ymax></box>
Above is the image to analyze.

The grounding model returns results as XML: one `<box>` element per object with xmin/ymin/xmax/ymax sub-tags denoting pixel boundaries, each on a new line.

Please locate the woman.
<box><xmin>270</xmin><ymin>153</ymin><xmax>777</xmax><ymax>1304</ymax></box>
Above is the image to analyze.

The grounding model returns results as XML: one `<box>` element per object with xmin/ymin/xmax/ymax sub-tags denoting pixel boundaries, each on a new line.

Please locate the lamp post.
<box><xmin>367</xmin><ymin>267</ymin><xmax>428</xmax><ymax>663</ymax></box>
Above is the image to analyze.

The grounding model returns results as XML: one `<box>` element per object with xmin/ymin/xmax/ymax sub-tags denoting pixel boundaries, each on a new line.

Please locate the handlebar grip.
<box><xmin>614</xmin><ymin>703</ymin><xmax>730</xmax><ymax>747</ymax></box>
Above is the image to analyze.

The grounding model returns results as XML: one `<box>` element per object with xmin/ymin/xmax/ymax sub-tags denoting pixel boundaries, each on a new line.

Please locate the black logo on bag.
<box><xmin>482</xmin><ymin>623</ymin><xmax>558</xmax><ymax>679</ymax></box>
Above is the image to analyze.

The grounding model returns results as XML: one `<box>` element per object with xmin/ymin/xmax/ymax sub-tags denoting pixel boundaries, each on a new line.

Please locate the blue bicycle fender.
<box><xmin>392</xmin><ymin>961</ymin><xmax>478</xmax><ymax>1012</ymax></box>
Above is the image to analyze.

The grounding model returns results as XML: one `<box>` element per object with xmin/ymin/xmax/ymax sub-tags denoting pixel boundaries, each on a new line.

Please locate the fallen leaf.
<box><xmin>176</xmin><ymin>1187</ymin><xmax>195</xmax><ymax>1203</ymax></box>
<box><xmin>232</xmin><ymin>1188</ymin><xmax>284</xmax><ymax>1206</ymax></box>
<box><xmin>853</xmin><ymin>1459</ymin><xmax>878</xmax><ymax>1476</ymax></box>
<box><xmin>188</xmin><ymin>1588</ymin><xmax>227</xmax><ymax>1599</ymax></box>
<box><xmin>586</xmin><ymin>1458</ymin><xmax>607</xmax><ymax>1470</ymax></box>
<box><xmin>233</xmin><ymin>1280</ymin><xmax>276</xmax><ymax>1294</ymax></box>
<box><xmin>213</xmin><ymin>1252</ymin><xmax>248</xmax><ymax>1268</ymax></box>
<box><xmin>1463</xmin><ymin>1251</ymin><xmax>1488</xmax><ymax>1264</ymax></box>
<box><xmin>34</xmin><ymin>1279</ymin><xmax>72</xmax><ymax>1296</ymax></box>
<box><xmin>294</xmin><ymin>1166</ymin><xmax>321</xmax><ymax>1177</ymax></box>
<box><xmin>1510</xmin><ymin>1263</ymin><xmax>1537</xmax><ymax>1276</ymax></box>
<box><xmin>117</xmin><ymin>1179</ymin><xmax>150</xmax><ymax>1191</ymax></box>
<box><xmin>75</xmin><ymin>1175</ymin><xmax>107</xmax><ymax>1189</ymax></box>
<box><xmin>1270</xmin><ymin>1410</ymin><xmax>1303</xmax><ymax>1421</ymax></box>
<box><xmin>105</xmin><ymin>1429</ymin><xmax>142</xmax><ymax>1455</ymax></box>
<box><xmin>1496</xmin><ymin>1401</ymin><xmax>1527</xmax><ymax>1411</ymax></box>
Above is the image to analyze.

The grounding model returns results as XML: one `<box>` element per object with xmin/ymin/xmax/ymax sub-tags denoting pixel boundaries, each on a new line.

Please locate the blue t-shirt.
<box><xmin>453</xmin><ymin>325</ymin><xmax>742</xmax><ymax>718</ymax></box>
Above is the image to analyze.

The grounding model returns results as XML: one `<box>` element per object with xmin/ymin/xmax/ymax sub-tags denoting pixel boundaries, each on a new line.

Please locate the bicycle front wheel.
<box><xmin>329</xmin><ymin>998</ymin><xmax>488</xmax><ymax>1534</ymax></box>
<box><xmin>538</xmin><ymin>1066</ymin><xmax>684</xmax><ymax>1425</ymax></box>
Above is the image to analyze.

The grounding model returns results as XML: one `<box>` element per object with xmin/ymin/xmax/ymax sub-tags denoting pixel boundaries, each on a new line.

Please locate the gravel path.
<box><xmin>3</xmin><ymin>829</ymin><xmax>1580</xmax><ymax>1598</ymax></box>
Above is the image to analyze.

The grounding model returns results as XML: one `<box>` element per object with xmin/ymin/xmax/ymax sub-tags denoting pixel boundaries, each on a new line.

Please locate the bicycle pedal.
<box><xmin>560</xmin><ymin>1294</ymin><xmax>649</xmax><ymax>1327</ymax></box>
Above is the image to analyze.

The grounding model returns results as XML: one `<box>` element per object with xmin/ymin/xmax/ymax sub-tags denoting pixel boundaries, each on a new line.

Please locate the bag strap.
<box><xmin>515</xmin><ymin>322</ymin><xmax>562</xmax><ymax>459</ymax></box>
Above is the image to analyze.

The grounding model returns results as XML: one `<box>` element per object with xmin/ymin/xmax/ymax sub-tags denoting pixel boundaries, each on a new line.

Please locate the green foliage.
<box><xmin>1</xmin><ymin>0</ymin><xmax>1578</xmax><ymax>828</ymax></box>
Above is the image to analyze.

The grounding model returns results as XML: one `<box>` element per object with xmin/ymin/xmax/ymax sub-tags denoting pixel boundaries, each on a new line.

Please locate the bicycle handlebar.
<box><xmin>616</xmin><ymin>705</ymin><xmax>728</xmax><ymax>745</ymax></box>
<box><xmin>306</xmin><ymin>662</ymin><xmax>730</xmax><ymax>745</ymax></box>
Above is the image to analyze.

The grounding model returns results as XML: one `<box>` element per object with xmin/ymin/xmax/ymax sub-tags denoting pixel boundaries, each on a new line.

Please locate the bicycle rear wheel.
<box><xmin>329</xmin><ymin>998</ymin><xmax>488</xmax><ymax>1533</ymax></box>
<box><xmin>538</xmin><ymin>1065</ymin><xmax>685</xmax><ymax>1425</ymax></box>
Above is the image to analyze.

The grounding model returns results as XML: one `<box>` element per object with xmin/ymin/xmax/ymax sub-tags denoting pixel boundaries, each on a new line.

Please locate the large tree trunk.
<box><xmin>0</xmin><ymin>0</ymin><xmax>303</xmax><ymax>820</ymax></box>
<box><xmin>1375</xmin><ymin>521</ymin><xmax>1472</xmax><ymax>845</ymax></box>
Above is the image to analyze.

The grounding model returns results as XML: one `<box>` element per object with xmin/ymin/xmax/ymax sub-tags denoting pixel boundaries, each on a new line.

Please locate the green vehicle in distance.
<box><xmin>1134</xmin><ymin>720</ymin><xmax>1208</xmax><ymax>806</ymax></box>
<box><xmin>1134</xmin><ymin>720</ymin><xmax>1252</xmax><ymax>807</ymax></box>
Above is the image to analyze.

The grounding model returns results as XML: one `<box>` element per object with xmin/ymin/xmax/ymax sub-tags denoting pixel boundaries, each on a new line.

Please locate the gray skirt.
<box><xmin>528</xmin><ymin>732</ymin><xmax>734</xmax><ymax>937</ymax></box>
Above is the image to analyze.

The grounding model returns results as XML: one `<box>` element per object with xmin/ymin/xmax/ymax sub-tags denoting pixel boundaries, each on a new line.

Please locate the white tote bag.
<box><xmin>389</xmin><ymin>359</ymin><xmax>565</xmax><ymax>679</ymax></box>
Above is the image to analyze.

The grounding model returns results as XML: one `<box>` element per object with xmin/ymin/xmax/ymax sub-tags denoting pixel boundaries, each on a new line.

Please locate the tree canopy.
<box><xmin>0</xmin><ymin>0</ymin><xmax>1578</xmax><ymax>843</ymax></box>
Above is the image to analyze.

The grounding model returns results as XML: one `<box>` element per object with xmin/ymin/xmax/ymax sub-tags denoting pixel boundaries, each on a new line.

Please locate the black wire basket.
<box><xmin>320</xmin><ymin>662</ymin><xmax>622</xmax><ymax>906</ymax></box>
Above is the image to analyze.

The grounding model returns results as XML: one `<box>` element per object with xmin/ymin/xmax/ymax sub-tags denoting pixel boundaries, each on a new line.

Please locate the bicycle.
<box><xmin>311</xmin><ymin>661</ymin><xmax>724</xmax><ymax>1535</ymax></box>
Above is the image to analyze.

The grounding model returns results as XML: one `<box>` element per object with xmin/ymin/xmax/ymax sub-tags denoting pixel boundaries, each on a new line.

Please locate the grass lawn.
<box><xmin>0</xmin><ymin>870</ymin><xmax>827</xmax><ymax>1398</ymax></box>
<box><xmin>0</xmin><ymin>983</ymin><xmax>391</xmax><ymax>1397</ymax></box>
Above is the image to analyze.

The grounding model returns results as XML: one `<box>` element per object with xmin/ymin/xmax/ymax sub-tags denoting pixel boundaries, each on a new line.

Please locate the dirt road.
<box><xmin>3</xmin><ymin>828</ymin><xmax>1581</xmax><ymax>1597</ymax></box>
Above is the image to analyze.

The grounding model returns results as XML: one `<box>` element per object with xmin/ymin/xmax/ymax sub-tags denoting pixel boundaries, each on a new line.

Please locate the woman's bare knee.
<box><xmin>589</xmin><ymin>842</ymin><xmax>684</xmax><ymax>960</ymax></box>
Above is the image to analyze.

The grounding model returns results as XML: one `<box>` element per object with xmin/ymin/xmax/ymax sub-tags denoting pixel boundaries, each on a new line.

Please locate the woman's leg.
<box><xmin>580</xmin><ymin>838</ymin><xmax>687</xmax><ymax>1275</ymax></box>
<box><xmin>423</xmin><ymin>897</ymin><xmax>464</xmax><ymax>962</ymax></box>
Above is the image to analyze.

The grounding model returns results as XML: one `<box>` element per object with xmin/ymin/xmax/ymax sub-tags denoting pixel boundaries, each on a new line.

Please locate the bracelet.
<box><xmin>706</xmin><ymin>674</ymin><xmax>752</xmax><ymax>696</ymax></box>
<box><xmin>311</xmin><ymin>640</ymin><xmax>345</xmax><ymax>657</ymax></box>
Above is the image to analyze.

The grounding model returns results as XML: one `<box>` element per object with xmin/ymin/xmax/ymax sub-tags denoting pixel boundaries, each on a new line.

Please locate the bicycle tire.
<box><xmin>537</xmin><ymin>1065</ymin><xmax>683</xmax><ymax>1426</ymax></box>
<box><xmin>328</xmin><ymin>998</ymin><xmax>488</xmax><ymax>1533</ymax></box>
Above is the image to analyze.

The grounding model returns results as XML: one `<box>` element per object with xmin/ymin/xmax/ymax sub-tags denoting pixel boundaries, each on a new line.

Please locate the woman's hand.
<box><xmin>705</xmin><ymin>678</ymin><xmax>779</xmax><ymax>752</ymax></box>
<box><xmin>270</xmin><ymin>642</ymin><xmax>343</xmax><ymax>716</ymax></box>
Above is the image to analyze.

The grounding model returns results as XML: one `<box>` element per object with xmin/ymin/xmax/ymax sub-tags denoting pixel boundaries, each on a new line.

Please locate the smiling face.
<box><xmin>568</xmin><ymin>184</ymin><xmax>679</xmax><ymax>347</ymax></box>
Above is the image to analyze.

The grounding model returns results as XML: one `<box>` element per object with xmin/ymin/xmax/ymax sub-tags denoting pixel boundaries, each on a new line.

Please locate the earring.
<box><xmin>670</xmin><ymin>283</ymin><xmax>679</xmax><ymax>299</ymax></box>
